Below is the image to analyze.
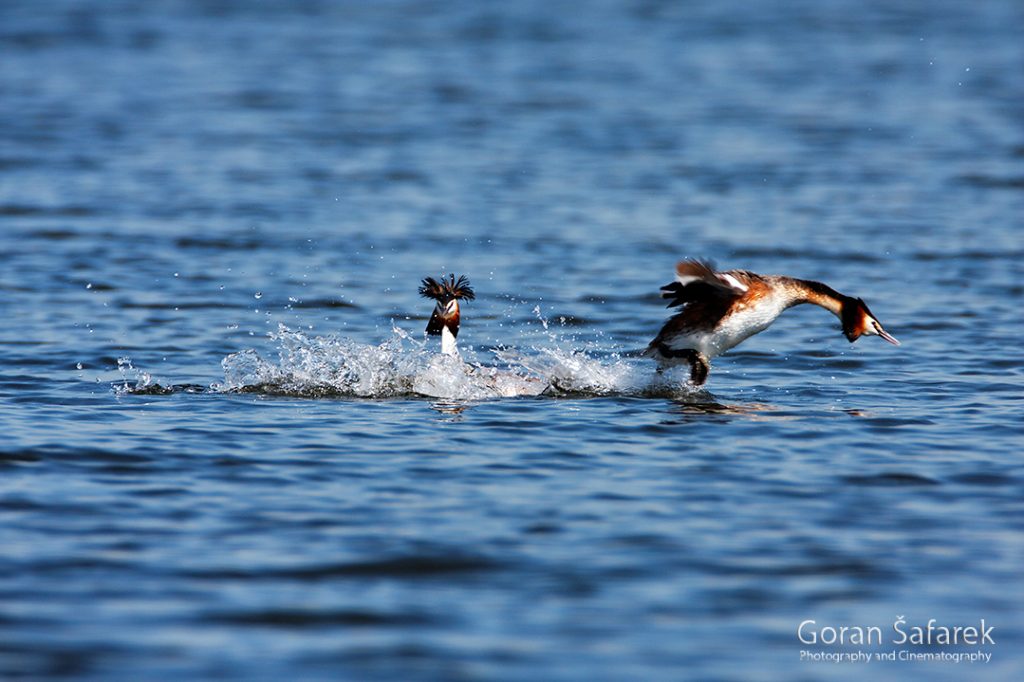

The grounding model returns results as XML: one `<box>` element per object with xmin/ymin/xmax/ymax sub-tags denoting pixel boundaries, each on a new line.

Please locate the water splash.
<box><xmin>114</xmin><ymin>356</ymin><xmax>207</xmax><ymax>396</ymax></box>
<box><xmin>111</xmin><ymin>322</ymin><xmax>703</xmax><ymax>400</ymax></box>
<box><xmin>114</xmin><ymin>356</ymin><xmax>155</xmax><ymax>395</ymax></box>
<box><xmin>216</xmin><ymin>324</ymin><xmax>702</xmax><ymax>400</ymax></box>
<box><xmin>218</xmin><ymin>325</ymin><xmax>547</xmax><ymax>399</ymax></box>
<box><xmin>220</xmin><ymin>326</ymin><xmax>419</xmax><ymax>397</ymax></box>
<box><xmin>494</xmin><ymin>345</ymin><xmax>698</xmax><ymax>398</ymax></box>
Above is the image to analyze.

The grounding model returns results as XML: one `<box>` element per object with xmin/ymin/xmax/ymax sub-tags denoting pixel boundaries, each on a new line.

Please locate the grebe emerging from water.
<box><xmin>416</xmin><ymin>273</ymin><xmax>546</xmax><ymax>397</ymax></box>
<box><xmin>419</xmin><ymin>274</ymin><xmax>475</xmax><ymax>356</ymax></box>
<box><xmin>645</xmin><ymin>260</ymin><xmax>900</xmax><ymax>385</ymax></box>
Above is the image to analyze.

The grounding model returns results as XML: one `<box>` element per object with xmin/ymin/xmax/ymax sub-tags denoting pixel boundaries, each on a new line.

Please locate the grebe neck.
<box><xmin>440</xmin><ymin>325</ymin><xmax>459</xmax><ymax>356</ymax></box>
<box><xmin>785</xmin><ymin>278</ymin><xmax>846</xmax><ymax>316</ymax></box>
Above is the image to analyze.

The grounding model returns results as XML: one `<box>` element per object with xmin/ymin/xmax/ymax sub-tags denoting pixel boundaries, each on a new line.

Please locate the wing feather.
<box><xmin>660</xmin><ymin>260</ymin><xmax>747</xmax><ymax>308</ymax></box>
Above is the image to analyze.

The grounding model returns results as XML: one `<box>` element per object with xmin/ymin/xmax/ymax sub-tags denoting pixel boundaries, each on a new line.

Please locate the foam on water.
<box><xmin>220</xmin><ymin>325</ymin><xmax>426</xmax><ymax>398</ymax></box>
<box><xmin>215</xmin><ymin>324</ymin><xmax>550</xmax><ymax>399</ymax></box>
<box><xmin>236</xmin><ymin>325</ymin><xmax>709</xmax><ymax>400</ymax></box>
<box><xmin>114</xmin><ymin>324</ymin><xmax>703</xmax><ymax>400</ymax></box>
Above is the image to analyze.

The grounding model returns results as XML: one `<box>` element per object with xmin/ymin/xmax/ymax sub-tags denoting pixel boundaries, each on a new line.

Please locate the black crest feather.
<box><xmin>418</xmin><ymin>274</ymin><xmax>475</xmax><ymax>303</ymax></box>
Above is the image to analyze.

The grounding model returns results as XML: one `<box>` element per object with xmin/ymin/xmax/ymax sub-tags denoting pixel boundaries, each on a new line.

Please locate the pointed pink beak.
<box><xmin>877</xmin><ymin>327</ymin><xmax>900</xmax><ymax>346</ymax></box>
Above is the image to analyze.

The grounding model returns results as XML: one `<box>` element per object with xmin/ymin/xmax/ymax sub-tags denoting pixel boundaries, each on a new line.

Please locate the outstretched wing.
<box><xmin>660</xmin><ymin>260</ymin><xmax>748</xmax><ymax>308</ymax></box>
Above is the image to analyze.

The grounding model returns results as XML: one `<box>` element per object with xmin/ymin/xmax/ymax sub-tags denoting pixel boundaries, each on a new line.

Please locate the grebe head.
<box><xmin>419</xmin><ymin>274</ymin><xmax>475</xmax><ymax>339</ymax></box>
<box><xmin>841</xmin><ymin>297</ymin><xmax>900</xmax><ymax>345</ymax></box>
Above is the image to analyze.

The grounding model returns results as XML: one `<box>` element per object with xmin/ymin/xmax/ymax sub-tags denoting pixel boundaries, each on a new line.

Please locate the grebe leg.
<box><xmin>657</xmin><ymin>344</ymin><xmax>710</xmax><ymax>386</ymax></box>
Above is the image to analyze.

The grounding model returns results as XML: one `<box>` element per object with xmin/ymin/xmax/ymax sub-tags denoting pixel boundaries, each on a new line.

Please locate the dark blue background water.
<box><xmin>2</xmin><ymin>1</ymin><xmax>1022</xmax><ymax>679</ymax></box>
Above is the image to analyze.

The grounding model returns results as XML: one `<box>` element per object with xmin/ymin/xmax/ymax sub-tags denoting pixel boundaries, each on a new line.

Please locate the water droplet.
<box><xmin>254</xmin><ymin>292</ymin><xmax>263</xmax><ymax>299</ymax></box>
<box><xmin>86</xmin><ymin>283</ymin><xmax>92</xmax><ymax>289</ymax></box>
<box><xmin>76</xmin><ymin>362</ymin><xmax>83</xmax><ymax>370</ymax></box>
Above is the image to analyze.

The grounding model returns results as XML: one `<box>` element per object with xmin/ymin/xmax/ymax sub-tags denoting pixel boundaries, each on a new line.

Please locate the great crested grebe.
<box><xmin>419</xmin><ymin>274</ymin><xmax>475</xmax><ymax>356</ymax></box>
<box><xmin>645</xmin><ymin>260</ymin><xmax>900</xmax><ymax>385</ymax></box>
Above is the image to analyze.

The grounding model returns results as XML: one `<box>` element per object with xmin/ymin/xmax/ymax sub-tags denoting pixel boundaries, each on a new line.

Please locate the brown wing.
<box><xmin>648</xmin><ymin>266</ymin><xmax>765</xmax><ymax>353</ymax></box>
<box><xmin>660</xmin><ymin>260</ymin><xmax>746</xmax><ymax>309</ymax></box>
<box><xmin>647</xmin><ymin>295</ymin><xmax>735</xmax><ymax>350</ymax></box>
<box><xmin>674</xmin><ymin>260</ymin><xmax>720</xmax><ymax>285</ymax></box>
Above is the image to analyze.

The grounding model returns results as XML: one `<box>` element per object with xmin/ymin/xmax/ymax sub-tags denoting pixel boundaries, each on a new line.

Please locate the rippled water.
<box><xmin>2</xmin><ymin>1</ymin><xmax>1023</xmax><ymax>679</ymax></box>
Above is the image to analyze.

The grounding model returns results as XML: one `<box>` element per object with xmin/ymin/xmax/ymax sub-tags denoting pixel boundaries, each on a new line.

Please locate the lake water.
<box><xmin>1</xmin><ymin>0</ymin><xmax>1022</xmax><ymax>679</ymax></box>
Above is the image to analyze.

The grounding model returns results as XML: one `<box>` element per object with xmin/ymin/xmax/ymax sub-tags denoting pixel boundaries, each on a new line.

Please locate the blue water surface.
<box><xmin>1</xmin><ymin>0</ymin><xmax>1022</xmax><ymax>680</ymax></box>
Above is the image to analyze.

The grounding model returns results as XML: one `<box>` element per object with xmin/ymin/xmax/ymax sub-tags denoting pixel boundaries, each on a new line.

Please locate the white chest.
<box><xmin>693</xmin><ymin>295</ymin><xmax>790</xmax><ymax>357</ymax></box>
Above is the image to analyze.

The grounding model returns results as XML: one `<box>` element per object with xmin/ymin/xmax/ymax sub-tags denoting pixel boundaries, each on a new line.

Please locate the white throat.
<box><xmin>440</xmin><ymin>325</ymin><xmax>459</xmax><ymax>356</ymax></box>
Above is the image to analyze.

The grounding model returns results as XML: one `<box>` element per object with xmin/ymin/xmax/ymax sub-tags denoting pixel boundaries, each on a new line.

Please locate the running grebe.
<box><xmin>419</xmin><ymin>274</ymin><xmax>475</xmax><ymax>356</ymax></box>
<box><xmin>645</xmin><ymin>260</ymin><xmax>900</xmax><ymax>385</ymax></box>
